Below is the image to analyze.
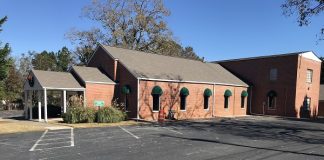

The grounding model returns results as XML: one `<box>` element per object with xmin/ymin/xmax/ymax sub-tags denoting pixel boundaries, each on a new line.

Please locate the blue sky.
<box><xmin>0</xmin><ymin>0</ymin><xmax>323</xmax><ymax>61</ymax></box>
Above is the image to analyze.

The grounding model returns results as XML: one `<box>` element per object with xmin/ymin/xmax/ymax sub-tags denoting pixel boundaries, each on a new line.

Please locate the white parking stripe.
<box><xmin>118</xmin><ymin>126</ymin><xmax>140</xmax><ymax>139</ymax></box>
<box><xmin>162</xmin><ymin>127</ymin><xmax>183</xmax><ymax>135</ymax></box>
<box><xmin>70</xmin><ymin>128</ymin><xmax>74</xmax><ymax>146</ymax></box>
<box><xmin>29</xmin><ymin>128</ymin><xmax>75</xmax><ymax>151</ymax></box>
<box><xmin>33</xmin><ymin>145</ymin><xmax>72</xmax><ymax>151</ymax></box>
<box><xmin>29</xmin><ymin>130</ymin><xmax>48</xmax><ymax>151</ymax></box>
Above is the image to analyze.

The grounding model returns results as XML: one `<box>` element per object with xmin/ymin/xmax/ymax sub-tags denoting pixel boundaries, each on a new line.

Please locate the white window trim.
<box><xmin>306</xmin><ymin>69</ymin><xmax>313</xmax><ymax>84</ymax></box>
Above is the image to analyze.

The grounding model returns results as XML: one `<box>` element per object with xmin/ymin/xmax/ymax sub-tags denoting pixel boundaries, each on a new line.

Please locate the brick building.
<box><xmin>217</xmin><ymin>52</ymin><xmax>321</xmax><ymax>118</ymax></box>
<box><xmin>87</xmin><ymin>45</ymin><xmax>249</xmax><ymax>120</ymax></box>
<box><xmin>24</xmin><ymin>44</ymin><xmax>249</xmax><ymax>121</ymax></box>
<box><xmin>24</xmin><ymin>45</ymin><xmax>321</xmax><ymax>121</ymax></box>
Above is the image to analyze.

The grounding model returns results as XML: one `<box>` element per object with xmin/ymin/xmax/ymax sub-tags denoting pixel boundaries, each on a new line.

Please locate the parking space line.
<box><xmin>71</xmin><ymin>128</ymin><xmax>74</xmax><ymax>146</ymax></box>
<box><xmin>33</xmin><ymin>145</ymin><xmax>73</xmax><ymax>151</ymax></box>
<box><xmin>40</xmin><ymin>137</ymin><xmax>70</xmax><ymax>141</ymax></box>
<box><xmin>118</xmin><ymin>126</ymin><xmax>140</xmax><ymax>139</ymax></box>
<box><xmin>29</xmin><ymin>127</ymin><xmax>74</xmax><ymax>152</ymax></box>
<box><xmin>37</xmin><ymin>141</ymin><xmax>70</xmax><ymax>145</ymax></box>
<box><xmin>162</xmin><ymin>127</ymin><xmax>183</xmax><ymax>135</ymax></box>
<box><xmin>29</xmin><ymin>129</ymin><xmax>48</xmax><ymax>151</ymax></box>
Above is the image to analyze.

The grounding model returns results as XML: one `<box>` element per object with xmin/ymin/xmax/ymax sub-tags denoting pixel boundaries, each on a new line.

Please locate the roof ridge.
<box><xmin>213</xmin><ymin>51</ymin><xmax>311</xmax><ymax>63</ymax></box>
<box><xmin>102</xmin><ymin>44</ymin><xmax>205</xmax><ymax>63</ymax></box>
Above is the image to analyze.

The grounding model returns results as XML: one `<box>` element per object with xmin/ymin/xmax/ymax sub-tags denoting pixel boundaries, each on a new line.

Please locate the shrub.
<box><xmin>62</xmin><ymin>98</ymin><xmax>126</xmax><ymax>123</ymax></box>
<box><xmin>83</xmin><ymin>107</ymin><xmax>96</xmax><ymax>123</ymax></box>
<box><xmin>62</xmin><ymin>106</ymin><xmax>84</xmax><ymax>124</ymax></box>
<box><xmin>96</xmin><ymin>107</ymin><xmax>126</xmax><ymax>123</ymax></box>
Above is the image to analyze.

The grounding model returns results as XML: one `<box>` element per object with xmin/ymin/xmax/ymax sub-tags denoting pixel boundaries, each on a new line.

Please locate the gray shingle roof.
<box><xmin>320</xmin><ymin>85</ymin><xmax>324</xmax><ymax>101</ymax></box>
<box><xmin>32</xmin><ymin>70</ymin><xmax>84</xmax><ymax>89</ymax></box>
<box><xmin>72</xmin><ymin>66</ymin><xmax>115</xmax><ymax>84</ymax></box>
<box><xmin>101</xmin><ymin>45</ymin><xmax>248</xmax><ymax>87</ymax></box>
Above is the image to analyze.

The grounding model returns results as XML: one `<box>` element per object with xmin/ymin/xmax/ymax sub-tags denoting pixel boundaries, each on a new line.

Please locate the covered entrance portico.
<box><xmin>24</xmin><ymin>70</ymin><xmax>85</xmax><ymax>122</ymax></box>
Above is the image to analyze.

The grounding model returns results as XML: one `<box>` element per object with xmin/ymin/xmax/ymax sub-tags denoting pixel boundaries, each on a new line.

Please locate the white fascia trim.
<box><xmin>43</xmin><ymin>87</ymin><xmax>85</xmax><ymax>91</ymax></box>
<box><xmin>85</xmin><ymin>81</ymin><xmax>116</xmax><ymax>85</ymax></box>
<box><xmin>138</xmin><ymin>77</ymin><xmax>248</xmax><ymax>87</ymax></box>
<box><xmin>301</xmin><ymin>51</ymin><xmax>322</xmax><ymax>62</ymax></box>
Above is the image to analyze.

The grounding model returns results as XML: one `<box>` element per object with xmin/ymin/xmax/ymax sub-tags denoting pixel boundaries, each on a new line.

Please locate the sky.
<box><xmin>0</xmin><ymin>0</ymin><xmax>323</xmax><ymax>61</ymax></box>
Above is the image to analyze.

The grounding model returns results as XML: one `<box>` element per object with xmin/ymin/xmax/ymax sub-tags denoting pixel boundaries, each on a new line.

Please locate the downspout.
<box><xmin>212</xmin><ymin>84</ymin><xmax>215</xmax><ymax>117</ymax></box>
<box><xmin>137</xmin><ymin>78</ymin><xmax>140</xmax><ymax>119</ymax></box>
<box><xmin>249</xmin><ymin>86</ymin><xmax>254</xmax><ymax>115</ymax></box>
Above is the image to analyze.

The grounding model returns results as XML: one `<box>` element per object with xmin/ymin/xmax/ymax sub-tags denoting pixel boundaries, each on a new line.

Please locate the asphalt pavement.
<box><xmin>1</xmin><ymin>116</ymin><xmax>324</xmax><ymax>160</ymax></box>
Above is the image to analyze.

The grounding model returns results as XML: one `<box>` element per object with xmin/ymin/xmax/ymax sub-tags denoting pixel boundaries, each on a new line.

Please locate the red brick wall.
<box><xmin>139</xmin><ymin>80</ymin><xmax>248</xmax><ymax>120</ymax></box>
<box><xmin>116</xmin><ymin>63</ymin><xmax>138</xmax><ymax>118</ymax></box>
<box><xmin>85</xmin><ymin>83</ymin><xmax>115</xmax><ymax>107</ymax></box>
<box><xmin>87</xmin><ymin>46</ymin><xmax>139</xmax><ymax>118</ymax></box>
<box><xmin>88</xmin><ymin>47</ymin><xmax>115</xmax><ymax>80</ymax></box>
<box><xmin>220</xmin><ymin>54</ymin><xmax>321</xmax><ymax>118</ymax></box>
<box><xmin>295</xmin><ymin>56</ymin><xmax>321</xmax><ymax>118</ymax></box>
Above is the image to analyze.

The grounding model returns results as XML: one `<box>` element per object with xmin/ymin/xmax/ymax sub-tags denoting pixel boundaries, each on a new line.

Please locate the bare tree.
<box><xmin>67</xmin><ymin>0</ymin><xmax>203</xmax><ymax>64</ymax></box>
<box><xmin>282</xmin><ymin>0</ymin><xmax>324</xmax><ymax>41</ymax></box>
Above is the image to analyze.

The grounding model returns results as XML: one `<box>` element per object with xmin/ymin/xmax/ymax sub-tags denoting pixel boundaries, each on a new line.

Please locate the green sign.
<box><xmin>94</xmin><ymin>100</ymin><xmax>105</xmax><ymax>107</ymax></box>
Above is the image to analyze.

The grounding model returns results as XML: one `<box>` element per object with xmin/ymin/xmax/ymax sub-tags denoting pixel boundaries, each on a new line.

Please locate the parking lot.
<box><xmin>1</xmin><ymin>116</ymin><xmax>324</xmax><ymax>160</ymax></box>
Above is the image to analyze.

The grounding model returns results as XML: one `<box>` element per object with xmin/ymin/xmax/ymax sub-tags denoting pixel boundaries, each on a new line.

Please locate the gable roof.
<box><xmin>30</xmin><ymin>70</ymin><xmax>84</xmax><ymax>90</ymax></box>
<box><xmin>71</xmin><ymin>66</ymin><xmax>115</xmax><ymax>84</ymax></box>
<box><xmin>100</xmin><ymin>45</ymin><xmax>248</xmax><ymax>87</ymax></box>
<box><xmin>214</xmin><ymin>51</ymin><xmax>321</xmax><ymax>63</ymax></box>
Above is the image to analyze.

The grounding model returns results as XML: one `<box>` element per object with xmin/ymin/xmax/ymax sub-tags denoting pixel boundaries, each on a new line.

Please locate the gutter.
<box><xmin>212</xmin><ymin>84</ymin><xmax>215</xmax><ymax>117</ymax></box>
<box><xmin>138</xmin><ymin>77</ymin><xmax>248</xmax><ymax>88</ymax></box>
<box><xmin>137</xmin><ymin>78</ymin><xmax>140</xmax><ymax>119</ymax></box>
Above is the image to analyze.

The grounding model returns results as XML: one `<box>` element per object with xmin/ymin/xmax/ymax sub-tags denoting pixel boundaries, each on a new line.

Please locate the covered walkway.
<box><xmin>24</xmin><ymin>70</ymin><xmax>85</xmax><ymax>122</ymax></box>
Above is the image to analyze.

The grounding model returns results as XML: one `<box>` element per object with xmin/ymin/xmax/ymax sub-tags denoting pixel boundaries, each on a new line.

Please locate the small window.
<box><xmin>270</xmin><ymin>68</ymin><xmax>278</xmax><ymax>81</ymax></box>
<box><xmin>241</xmin><ymin>90</ymin><xmax>248</xmax><ymax>108</ymax></box>
<box><xmin>267</xmin><ymin>90</ymin><xmax>277</xmax><ymax>109</ymax></box>
<box><xmin>224</xmin><ymin>97</ymin><xmax>229</xmax><ymax>108</ymax></box>
<box><xmin>180</xmin><ymin>87</ymin><xmax>189</xmax><ymax>111</ymax></box>
<box><xmin>180</xmin><ymin>96</ymin><xmax>186</xmax><ymax>110</ymax></box>
<box><xmin>224</xmin><ymin>89</ymin><xmax>232</xmax><ymax>109</ymax></box>
<box><xmin>151</xmin><ymin>86</ymin><xmax>163</xmax><ymax>111</ymax></box>
<box><xmin>241</xmin><ymin>97</ymin><xmax>245</xmax><ymax>108</ymax></box>
<box><xmin>204</xmin><ymin>96</ymin><xmax>209</xmax><ymax>109</ymax></box>
<box><xmin>203</xmin><ymin>88</ymin><xmax>212</xmax><ymax>110</ymax></box>
<box><xmin>306</xmin><ymin>69</ymin><xmax>313</xmax><ymax>83</ymax></box>
<box><xmin>152</xmin><ymin>95</ymin><xmax>160</xmax><ymax>111</ymax></box>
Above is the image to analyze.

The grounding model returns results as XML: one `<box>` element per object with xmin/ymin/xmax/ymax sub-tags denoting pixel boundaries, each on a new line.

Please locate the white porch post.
<box><xmin>24</xmin><ymin>91</ymin><xmax>28</xmax><ymax>119</ymax></box>
<box><xmin>29</xmin><ymin>91</ymin><xmax>33</xmax><ymax>120</ymax></box>
<box><xmin>44</xmin><ymin>88</ymin><xmax>48</xmax><ymax>122</ymax></box>
<box><xmin>63</xmin><ymin>90</ymin><xmax>67</xmax><ymax>113</ymax></box>
<box><xmin>38</xmin><ymin>91</ymin><xmax>42</xmax><ymax>122</ymax></box>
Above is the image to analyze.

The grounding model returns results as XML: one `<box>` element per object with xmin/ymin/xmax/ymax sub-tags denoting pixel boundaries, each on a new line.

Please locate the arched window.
<box><xmin>204</xmin><ymin>88</ymin><xmax>212</xmax><ymax>109</ymax></box>
<box><xmin>224</xmin><ymin>89</ymin><xmax>232</xmax><ymax>108</ymax></box>
<box><xmin>151</xmin><ymin>86</ymin><xmax>163</xmax><ymax>111</ymax></box>
<box><xmin>180</xmin><ymin>87</ymin><xmax>189</xmax><ymax>110</ymax></box>
<box><xmin>121</xmin><ymin>85</ymin><xmax>131</xmax><ymax>110</ymax></box>
<box><xmin>267</xmin><ymin>90</ymin><xmax>277</xmax><ymax>109</ymax></box>
<box><xmin>241</xmin><ymin>90</ymin><xmax>248</xmax><ymax>108</ymax></box>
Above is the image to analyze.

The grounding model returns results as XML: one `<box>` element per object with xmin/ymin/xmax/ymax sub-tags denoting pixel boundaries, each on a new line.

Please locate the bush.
<box><xmin>62</xmin><ymin>103</ymin><xmax>126</xmax><ymax>124</ymax></box>
<box><xmin>62</xmin><ymin>107</ymin><xmax>84</xmax><ymax>124</ymax></box>
<box><xmin>96</xmin><ymin>107</ymin><xmax>126</xmax><ymax>123</ymax></box>
<box><xmin>84</xmin><ymin>107</ymin><xmax>96</xmax><ymax>123</ymax></box>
